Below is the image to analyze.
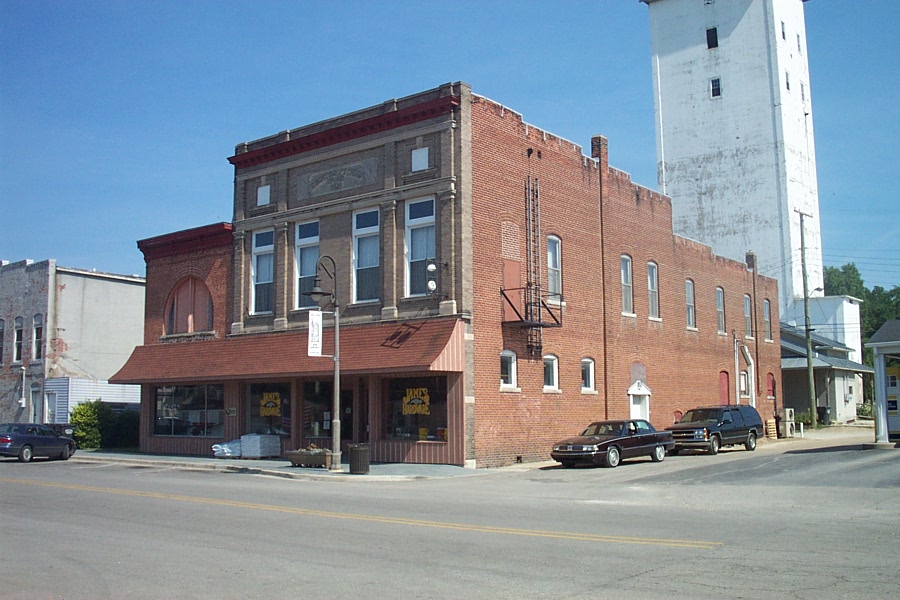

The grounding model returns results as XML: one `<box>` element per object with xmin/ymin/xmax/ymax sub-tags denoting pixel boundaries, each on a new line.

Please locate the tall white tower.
<box><xmin>643</xmin><ymin>0</ymin><xmax>823</xmax><ymax>312</ymax></box>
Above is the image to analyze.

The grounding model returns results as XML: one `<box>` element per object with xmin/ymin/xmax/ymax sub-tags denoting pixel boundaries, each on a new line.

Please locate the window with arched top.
<box><xmin>166</xmin><ymin>277</ymin><xmax>213</xmax><ymax>335</ymax></box>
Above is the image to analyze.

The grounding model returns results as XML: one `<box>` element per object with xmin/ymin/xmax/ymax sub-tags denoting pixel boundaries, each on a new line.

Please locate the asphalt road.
<box><xmin>1</xmin><ymin>433</ymin><xmax>897</xmax><ymax>600</ymax></box>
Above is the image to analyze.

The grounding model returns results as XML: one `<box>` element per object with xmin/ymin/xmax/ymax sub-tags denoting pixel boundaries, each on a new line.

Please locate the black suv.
<box><xmin>666</xmin><ymin>405</ymin><xmax>763</xmax><ymax>455</ymax></box>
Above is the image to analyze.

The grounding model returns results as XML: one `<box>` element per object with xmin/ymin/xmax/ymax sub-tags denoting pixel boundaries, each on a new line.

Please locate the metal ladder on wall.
<box><xmin>525</xmin><ymin>175</ymin><xmax>543</xmax><ymax>356</ymax></box>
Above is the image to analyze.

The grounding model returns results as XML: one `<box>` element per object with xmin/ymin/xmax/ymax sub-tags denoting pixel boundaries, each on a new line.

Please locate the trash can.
<box><xmin>816</xmin><ymin>406</ymin><xmax>832</xmax><ymax>426</ymax></box>
<box><xmin>348</xmin><ymin>444</ymin><xmax>370</xmax><ymax>474</ymax></box>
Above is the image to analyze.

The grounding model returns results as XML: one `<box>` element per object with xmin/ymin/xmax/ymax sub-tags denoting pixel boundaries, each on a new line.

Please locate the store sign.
<box><xmin>308</xmin><ymin>310</ymin><xmax>323</xmax><ymax>357</ymax></box>
<box><xmin>402</xmin><ymin>387</ymin><xmax>431</xmax><ymax>416</ymax></box>
<box><xmin>260</xmin><ymin>392</ymin><xmax>281</xmax><ymax>417</ymax></box>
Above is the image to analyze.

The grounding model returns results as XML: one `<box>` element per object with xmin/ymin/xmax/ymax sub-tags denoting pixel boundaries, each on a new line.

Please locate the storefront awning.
<box><xmin>111</xmin><ymin>318</ymin><xmax>465</xmax><ymax>384</ymax></box>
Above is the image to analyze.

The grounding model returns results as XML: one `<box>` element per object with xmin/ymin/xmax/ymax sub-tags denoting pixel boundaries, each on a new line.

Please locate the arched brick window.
<box><xmin>166</xmin><ymin>277</ymin><xmax>213</xmax><ymax>335</ymax></box>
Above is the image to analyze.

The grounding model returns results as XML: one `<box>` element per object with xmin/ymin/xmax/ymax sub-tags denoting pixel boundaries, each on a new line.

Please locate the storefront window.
<box><xmin>154</xmin><ymin>385</ymin><xmax>224</xmax><ymax>437</ymax></box>
<box><xmin>302</xmin><ymin>381</ymin><xmax>353</xmax><ymax>446</ymax></box>
<box><xmin>384</xmin><ymin>376</ymin><xmax>447</xmax><ymax>441</ymax></box>
<box><xmin>247</xmin><ymin>383</ymin><xmax>291</xmax><ymax>436</ymax></box>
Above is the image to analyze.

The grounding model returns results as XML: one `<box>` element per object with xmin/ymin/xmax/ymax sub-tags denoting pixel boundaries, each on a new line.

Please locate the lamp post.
<box><xmin>305</xmin><ymin>255</ymin><xmax>342</xmax><ymax>471</ymax></box>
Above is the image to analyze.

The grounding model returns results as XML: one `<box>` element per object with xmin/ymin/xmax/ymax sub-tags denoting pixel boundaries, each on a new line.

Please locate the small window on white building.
<box><xmin>797</xmin><ymin>33</ymin><xmax>802</xmax><ymax>53</ymax></box>
<box><xmin>706</xmin><ymin>27</ymin><xmax>718</xmax><ymax>49</ymax></box>
<box><xmin>500</xmin><ymin>350</ymin><xmax>517</xmax><ymax>389</ymax></box>
<box><xmin>411</xmin><ymin>147</ymin><xmax>429</xmax><ymax>172</ymax></box>
<box><xmin>785</xmin><ymin>71</ymin><xmax>791</xmax><ymax>91</ymax></box>
<box><xmin>801</xmin><ymin>82</ymin><xmax>806</xmax><ymax>102</ymax></box>
<box><xmin>710</xmin><ymin>77</ymin><xmax>722</xmax><ymax>98</ymax></box>
<box><xmin>781</xmin><ymin>21</ymin><xmax>786</xmax><ymax>41</ymax></box>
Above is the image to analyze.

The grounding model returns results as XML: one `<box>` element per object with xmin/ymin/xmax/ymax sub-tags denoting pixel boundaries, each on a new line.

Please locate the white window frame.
<box><xmin>547</xmin><ymin>235</ymin><xmax>562</xmax><ymax>300</ymax></box>
<box><xmin>647</xmin><ymin>262</ymin><xmax>660</xmax><ymax>320</ymax></box>
<box><xmin>353</xmin><ymin>209</ymin><xmax>380</xmax><ymax>303</ymax></box>
<box><xmin>686</xmin><ymin>279</ymin><xmax>697</xmax><ymax>329</ymax></box>
<box><xmin>621</xmin><ymin>255</ymin><xmax>634</xmax><ymax>315</ymax></box>
<box><xmin>411</xmin><ymin>147</ymin><xmax>429</xmax><ymax>172</ymax></box>
<box><xmin>500</xmin><ymin>350</ymin><xmax>518</xmax><ymax>391</ymax></box>
<box><xmin>740</xmin><ymin>370</ymin><xmax>750</xmax><ymax>397</ymax></box>
<box><xmin>543</xmin><ymin>354</ymin><xmax>559</xmax><ymax>392</ymax></box>
<box><xmin>295</xmin><ymin>221</ymin><xmax>319</xmax><ymax>310</ymax></box>
<box><xmin>744</xmin><ymin>294</ymin><xmax>753</xmax><ymax>339</ymax></box>
<box><xmin>251</xmin><ymin>229</ymin><xmax>275</xmax><ymax>315</ymax></box>
<box><xmin>716</xmin><ymin>287</ymin><xmax>726</xmax><ymax>334</ymax></box>
<box><xmin>405</xmin><ymin>197</ymin><xmax>435</xmax><ymax>297</ymax></box>
<box><xmin>763</xmin><ymin>299</ymin><xmax>772</xmax><ymax>341</ymax></box>
<box><xmin>32</xmin><ymin>314</ymin><xmax>43</xmax><ymax>361</ymax></box>
<box><xmin>581</xmin><ymin>358</ymin><xmax>595</xmax><ymax>393</ymax></box>
<box><xmin>14</xmin><ymin>316</ymin><xmax>23</xmax><ymax>362</ymax></box>
<box><xmin>257</xmin><ymin>184</ymin><xmax>271</xmax><ymax>206</ymax></box>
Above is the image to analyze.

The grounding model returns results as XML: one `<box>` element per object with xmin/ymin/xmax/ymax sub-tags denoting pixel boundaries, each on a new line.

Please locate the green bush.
<box><xmin>70</xmin><ymin>400</ymin><xmax>114</xmax><ymax>449</ymax></box>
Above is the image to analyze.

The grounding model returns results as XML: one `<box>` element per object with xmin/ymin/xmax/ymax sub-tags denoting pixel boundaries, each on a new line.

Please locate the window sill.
<box><xmin>621</xmin><ymin>312</ymin><xmax>637</xmax><ymax>318</ymax></box>
<box><xmin>686</xmin><ymin>326</ymin><xmax>699</xmax><ymax>332</ymax></box>
<box><xmin>543</xmin><ymin>387</ymin><xmax>562</xmax><ymax>394</ymax></box>
<box><xmin>648</xmin><ymin>317</ymin><xmax>662</xmax><ymax>323</ymax></box>
<box><xmin>764</xmin><ymin>338</ymin><xmax>774</xmax><ymax>343</ymax></box>
<box><xmin>500</xmin><ymin>386</ymin><xmax>521</xmax><ymax>393</ymax></box>
<box><xmin>580</xmin><ymin>389</ymin><xmax>598</xmax><ymax>396</ymax></box>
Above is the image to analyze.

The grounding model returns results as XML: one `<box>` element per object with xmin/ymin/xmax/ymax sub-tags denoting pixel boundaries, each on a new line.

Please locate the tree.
<box><xmin>824</xmin><ymin>263</ymin><xmax>867</xmax><ymax>300</ymax></box>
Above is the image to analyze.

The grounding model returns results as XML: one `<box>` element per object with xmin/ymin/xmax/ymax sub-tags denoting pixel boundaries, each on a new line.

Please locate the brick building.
<box><xmin>114</xmin><ymin>82</ymin><xmax>781</xmax><ymax>467</ymax></box>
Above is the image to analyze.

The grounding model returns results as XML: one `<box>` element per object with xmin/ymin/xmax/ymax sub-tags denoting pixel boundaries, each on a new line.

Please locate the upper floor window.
<box><xmin>740</xmin><ymin>370</ymin><xmax>750</xmax><ymax>397</ymax></box>
<box><xmin>716</xmin><ymin>287</ymin><xmax>726</xmax><ymax>333</ymax></box>
<box><xmin>800</xmin><ymin>82</ymin><xmax>806</xmax><ymax>102</ymax></box>
<box><xmin>785</xmin><ymin>71</ymin><xmax>790</xmax><ymax>91</ymax></box>
<box><xmin>710</xmin><ymin>77</ymin><xmax>722</xmax><ymax>98</ymax></box>
<box><xmin>685</xmin><ymin>279</ymin><xmax>696</xmax><ymax>329</ymax></box>
<box><xmin>406</xmin><ymin>198</ymin><xmax>435</xmax><ymax>296</ymax></box>
<box><xmin>411</xmin><ymin>147</ymin><xmax>429</xmax><ymax>172</ymax></box>
<box><xmin>581</xmin><ymin>358</ymin><xmax>595</xmax><ymax>392</ymax></box>
<box><xmin>500</xmin><ymin>350</ymin><xmax>517</xmax><ymax>389</ymax></box>
<box><xmin>0</xmin><ymin>319</ymin><xmax>5</xmax><ymax>363</ymax></box>
<box><xmin>781</xmin><ymin>21</ymin><xmax>786</xmax><ymax>40</ymax></box>
<box><xmin>797</xmin><ymin>33</ymin><xmax>802</xmax><ymax>53</ymax></box>
<box><xmin>257</xmin><ymin>184</ymin><xmax>271</xmax><ymax>206</ymax></box>
<box><xmin>252</xmin><ymin>229</ymin><xmax>274</xmax><ymax>314</ymax></box>
<box><xmin>547</xmin><ymin>236</ymin><xmax>562</xmax><ymax>300</ymax></box>
<box><xmin>14</xmin><ymin>317</ymin><xmax>23</xmax><ymax>362</ymax></box>
<box><xmin>744</xmin><ymin>294</ymin><xmax>753</xmax><ymax>338</ymax></box>
<box><xmin>353</xmin><ymin>209</ymin><xmax>380</xmax><ymax>302</ymax></box>
<box><xmin>543</xmin><ymin>354</ymin><xmax>559</xmax><ymax>391</ymax></box>
<box><xmin>295</xmin><ymin>221</ymin><xmax>319</xmax><ymax>309</ymax></box>
<box><xmin>621</xmin><ymin>255</ymin><xmax>634</xmax><ymax>315</ymax></box>
<box><xmin>647</xmin><ymin>262</ymin><xmax>659</xmax><ymax>319</ymax></box>
<box><xmin>763</xmin><ymin>299</ymin><xmax>772</xmax><ymax>341</ymax></box>
<box><xmin>706</xmin><ymin>27</ymin><xmax>718</xmax><ymax>49</ymax></box>
<box><xmin>166</xmin><ymin>278</ymin><xmax>213</xmax><ymax>334</ymax></box>
<box><xmin>32</xmin><ymin>314</ymin><xmax>44</xmax><ymax>361</ymax></box>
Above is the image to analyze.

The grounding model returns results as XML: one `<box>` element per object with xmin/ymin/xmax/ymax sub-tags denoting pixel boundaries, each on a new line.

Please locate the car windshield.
<box><xmin>582</xmin><ymin>422</ymin><xmax>623</xmax><ymax>436</ymax></box>
<box><xmin>680</xmin><ymin>409</ymin><xmax>718</xmax><ymax>423</ymax></box>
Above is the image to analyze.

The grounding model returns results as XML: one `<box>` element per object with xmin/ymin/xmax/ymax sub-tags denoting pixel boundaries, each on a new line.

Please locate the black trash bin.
<box><xmin>816</xmin><ymin>406</ymin><xmax>832</xmax><ymax>426</ymax></box>
<box><xmin>348</xmin><ymin>444</ymin><xmax>370</xmax><ymax>474</ymax></box>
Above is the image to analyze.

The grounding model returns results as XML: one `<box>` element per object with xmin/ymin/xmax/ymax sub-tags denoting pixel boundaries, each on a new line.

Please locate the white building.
<box><xmin>0</xmin><ymin>259</ymin><xmax>145</xmax><ymax>423</ymax></box>
<box><xmin>643</xmin><ymin>0</ymin><xmax>822</xmax><ymax>313</ymax></box>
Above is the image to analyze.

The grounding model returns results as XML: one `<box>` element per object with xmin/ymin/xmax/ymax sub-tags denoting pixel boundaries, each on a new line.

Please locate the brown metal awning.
<box><xmin>111</xmin><ymin>318</ymin><xmax>465</xmax><ymax>384</ymax></box>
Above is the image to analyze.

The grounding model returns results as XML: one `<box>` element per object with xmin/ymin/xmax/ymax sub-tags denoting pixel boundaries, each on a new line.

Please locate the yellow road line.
<box><xmin>2</xmin><ymin>477</ymin><xmax>722</xmax><ymax>550</ymax></box>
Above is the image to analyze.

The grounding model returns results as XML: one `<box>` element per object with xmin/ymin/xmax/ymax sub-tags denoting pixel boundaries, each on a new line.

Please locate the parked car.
<box><xmin>666</xmin><ymin>405</ymin><xmax>763</xmax><ymax>455</ymax></box>
<box><xmin>551</xmin><ymin>419</ymin><xmax>675</xmax><ymax>468</ymax></box>
<box><xmin>0</xmin><ymin>423</ymin><xmax>77</xmax><ymax>462</ymax></box>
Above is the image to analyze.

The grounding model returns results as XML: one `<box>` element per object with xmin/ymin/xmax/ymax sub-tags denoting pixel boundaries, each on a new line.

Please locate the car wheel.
<box><xmin>604</xmin><ymin>446</ymin><xmax>621</xmax><ymax>468</ymax></box>
<box><xmin>651</xmin><ymin>445</ymin><xmax>666</xmax><ymax>462</ymax></box>
<box><xmin>708</xmin><ymin>436</ymin><xmax>720</xmax><ymax>455</ymax></box>
<box><xmin>18</xmin><ymin>445</ymin><xmax>33</xmax><ymax>463</ymax></box>
<box><xmin>745</xmin><ymin>432</ymin><xmax>757</xmax><ymax>452</ymax></box>
<box><xmin>59</xmin><ymin>445</ymin><xmax>71</xmax><ymax>461</ymax></box>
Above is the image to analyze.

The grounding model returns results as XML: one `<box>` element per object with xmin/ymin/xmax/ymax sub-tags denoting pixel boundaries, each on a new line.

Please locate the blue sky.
<box><xmin>1</xmin><ymin>0</ymin><xmax>897</xmax><ymax>290</ymax></box>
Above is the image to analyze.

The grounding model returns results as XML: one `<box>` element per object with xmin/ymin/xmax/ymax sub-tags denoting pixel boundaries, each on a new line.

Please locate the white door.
<box><xmin>630</xmin><ymin>394</ymin><xmax>649</xmax><ymax>420</ymax></box>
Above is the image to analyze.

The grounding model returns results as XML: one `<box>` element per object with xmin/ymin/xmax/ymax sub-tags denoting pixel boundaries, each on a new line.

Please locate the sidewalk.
<box><xmin>70</xmin><ymin>422</ymin><xmax>890</xmax><ymax>481</ymax></box>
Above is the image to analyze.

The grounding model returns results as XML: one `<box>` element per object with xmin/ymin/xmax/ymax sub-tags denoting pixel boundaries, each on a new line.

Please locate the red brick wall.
<box><xmin>142</xmin><ymin>241</ymin><xmax>233</xmax><ymax>345</ymax></box>
<box><xmin>469</xmin><ymin>98</ymin><xmax>781</xmax><ymax>467</ymax></box>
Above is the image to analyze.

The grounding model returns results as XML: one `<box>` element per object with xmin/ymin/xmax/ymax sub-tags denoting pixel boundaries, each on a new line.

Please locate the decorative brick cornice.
<box><xmin>138</xmin><ymin>223</ymin><xmax>234</xmax><ymax>261</ymax></box>
<box><xmin>228</xmin><ymin>96</ymin><xmax>460</xmax><ymax>170</ymax></box>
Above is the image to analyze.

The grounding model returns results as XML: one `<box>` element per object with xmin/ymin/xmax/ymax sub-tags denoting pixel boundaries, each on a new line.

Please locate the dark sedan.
<box><xmin>0</xmin><ymin>423</ymin><xmax>77</xmax><ymax>462</ymax></box>
<box><xmin>551</xmin><ymin>419</ymin><xmax>675</xmax><ymax>468</ymax></box>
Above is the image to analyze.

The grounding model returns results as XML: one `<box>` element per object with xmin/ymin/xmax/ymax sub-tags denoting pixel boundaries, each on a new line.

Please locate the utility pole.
<box><xmin>797</xmin><ymin>210</ymin><xmax>818</xmax><ymax>428</ymax></box>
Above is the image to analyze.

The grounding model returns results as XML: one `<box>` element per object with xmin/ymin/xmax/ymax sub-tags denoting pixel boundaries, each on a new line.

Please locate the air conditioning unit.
<box><xmin>780</xmin><ymin>407</ymin><xmax>795</xmax><ymax>422</ymax></box>
<box><xmin>779</xmin><ymin>419</ymin><xmax>795</xmax><ymax>438</ymax></box>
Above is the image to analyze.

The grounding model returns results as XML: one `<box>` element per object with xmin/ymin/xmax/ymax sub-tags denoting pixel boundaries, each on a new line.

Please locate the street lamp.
<box><xmin>305</xmin><ymin>255</ymin><xmax>342</xmax><ymax>471</ymax></box>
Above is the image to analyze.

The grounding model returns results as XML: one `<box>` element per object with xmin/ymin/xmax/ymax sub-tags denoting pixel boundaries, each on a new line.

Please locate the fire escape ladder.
<box><xmin>526</xmin><ymin>175</ymin><xmax>543</xmax><ymax>356</ymax></box>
